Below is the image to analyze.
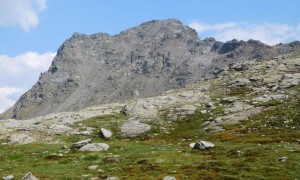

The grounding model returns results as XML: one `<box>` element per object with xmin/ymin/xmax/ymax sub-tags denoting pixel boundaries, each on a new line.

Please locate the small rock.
<box><xmin>229</xmin><ymin>78</ymin><xmax>250</xmax><ymax>87</ymax></box>
<box><xmin>79</xmin><ymin>143</ymin><xmax>109</xmax><ymax>151</ymax></box>
<box><xmin>106</xmin><ymin>177</ymin><xmax>119</xmax><ymax>180</ymax></box>
<box><xmin>2</xmin><ymin>175</ymin><xmax>14</xmax><ymax>180</ymax></box>
<box><xmin>100</xmin><ymin>128</ymin><xmax>112</xmax><ymax>139</ymax></box>
<box><xmin>180</xmin><ymin>104</ymin><xmax>197</xmax><ymax>112</ymax></box>
<box><xmin>163</xmin><ymin>176</ymin><xmax>176</xmax><ymax>180</ymax></box>
<box><xmin>88</xmin><ymin>165</ymin><xmax>99</xmax><ymax>170</ymax></box>
<box><xmin>71</xmin><ymin>131</ymin><xmax>93</xmax><ymax>136</ymax></box>
<box><xmin>200</xmin><ymin>110</ymin><xmax>207</xmax><ymax>114</ymax></box>
<box><xmin>21</xmin><ymin>172</ymin><xmax>39</xmax><ymax>180</ymax></box>
<box><xmin>193</xmin><ymin>141</ymin><xmax>215</xmax><ymax>150</ymax></box>
<box><xmin>206</xmin><ymin>102</ymin><xmax>214</xmax><ymax>108</ymax></box>
<box><xmin>221</xmin><ymin>96</ymin><xmax>239</xmax><ymax>103</ymax></box>
<box><xmin>278</xmin><ymin>156</ymin><xmax>288</xmax><ymax>162</ymax></box>
<box><xmin>71</xmin><ymin>139</ymin><xmax>92</xmax><ymax>149</ymax></box>
<box><xmin>61</xmin><ymin>145</ymin><xmax>68</xmax><ymax>149</ymax></box>
<box><xmin>189</xmin><ymin>143</ymin><xmax>196</xmax><ymax>148</ymax></box>
<box><xmin>98</xmin><ymin>169</ymin><xmax>104</xmax><ymax>173</ymax></box>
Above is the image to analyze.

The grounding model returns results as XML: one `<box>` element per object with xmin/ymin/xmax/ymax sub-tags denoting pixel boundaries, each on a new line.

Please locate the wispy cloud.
<box><xmin>0</xmin><ymin>51</ymin><xmax>55</xmax><ymax>113</ymax></box>
<box><xmin>189</xmin><ymin>21</ymin><xmax>300</xmax><ymax>45</ymax></box>
<box><xmin>0</xmin><ymin>0</ymin><xmax>47</xmax><ymax>32</ymax></box>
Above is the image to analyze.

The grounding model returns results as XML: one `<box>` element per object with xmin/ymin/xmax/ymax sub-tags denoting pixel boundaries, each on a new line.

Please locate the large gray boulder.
<box><xmin>71</xmin><ymin>139</ymin><xmax>92</xmax><ymax>149</ymax></box>
<box><xmin>79</xmin><ymin>143</ymin><xmax>109</xmax><ymax>151</ymax></box>
<box><xmin>121</xmin><ymin>120</ymin><xmax>151</xmax><ymax>137</ymax></box>
<box><xmin>9</xmin><ymin>133</ymin><xmax>37</xmax><ymax>145</ymax></box>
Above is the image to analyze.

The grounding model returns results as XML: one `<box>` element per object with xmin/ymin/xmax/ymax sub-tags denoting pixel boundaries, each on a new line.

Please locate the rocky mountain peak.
<box><xmin>1</xmin><ymin>19</ymin><xmax>300</xmax><ymax>120</ymax></box>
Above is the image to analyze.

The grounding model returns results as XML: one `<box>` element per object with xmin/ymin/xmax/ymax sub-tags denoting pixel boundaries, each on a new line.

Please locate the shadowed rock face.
<box><xmin>1</xmin><ymin>19</ymin><xmax>300</xmax><ymax>120</ymax></box>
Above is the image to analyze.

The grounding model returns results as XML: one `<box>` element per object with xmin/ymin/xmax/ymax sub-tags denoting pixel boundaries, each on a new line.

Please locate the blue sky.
<box><xmin>0</xmin><ymin>0</ymin><xmax>300</xmax><ymax>113</ymax></box>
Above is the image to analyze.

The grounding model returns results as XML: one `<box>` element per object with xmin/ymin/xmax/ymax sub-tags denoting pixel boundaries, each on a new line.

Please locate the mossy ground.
<box><xmin>0</xmin><ymin>87</ymin><xmax>299</xmax><ymax>179</ymax></box>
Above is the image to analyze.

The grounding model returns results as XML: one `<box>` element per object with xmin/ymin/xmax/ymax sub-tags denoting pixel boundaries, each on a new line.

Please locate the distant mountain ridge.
<box><xmin>1</xmin><ymin>18</ymin><xmax>300</xmax><ymax>119</ymax></box>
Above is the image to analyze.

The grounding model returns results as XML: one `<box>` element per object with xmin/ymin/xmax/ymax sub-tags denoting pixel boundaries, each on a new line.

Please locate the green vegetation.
<box><xmin>1</xmin><ymin>87</ymin><xmax>299</xmax><ymax>179</ymax></box>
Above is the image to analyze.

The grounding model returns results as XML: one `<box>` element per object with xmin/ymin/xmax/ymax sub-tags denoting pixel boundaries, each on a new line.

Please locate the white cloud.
<box><xmin>0</xmin><ymin>0</ymin><xmax>47</xmax><ymax>32</ymax></box>
<box><xmin>0</xmin><ymin>51</ymin><xmax>55</xmax><ymax>113</ymax></box>
<box><xmin>0</xmin><ymin>52</ymin><xmax>55</xmax><ymax>75</ymax></box>
<box><xmin>189</xmin><ymin>21</ymin><xmax>300</xmax><ymax>45</ymax></box>
<box><xmin>0</xmin><ymin>87</ymin><xmax>24</xmax><ymax>113</ymax></box>
<box><xmin>189</xmin><ymin>22</ymin><xmax>237</xmax><ymax>32</ymax></box>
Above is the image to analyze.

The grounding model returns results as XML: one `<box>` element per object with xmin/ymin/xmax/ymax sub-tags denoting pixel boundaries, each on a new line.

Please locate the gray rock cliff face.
<box><xmin>1</xmin><ymin>19</ymin><xmax>300</xmax><ymax>119</ymax></box>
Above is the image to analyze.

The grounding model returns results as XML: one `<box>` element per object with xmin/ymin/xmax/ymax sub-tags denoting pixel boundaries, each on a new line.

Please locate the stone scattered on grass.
<box><xmin>21</xmin><ymin>172</ymin><xmax>39</xmax><ymax>180</ymax></box>
<box><xmin>79</xmin><ymin>143</ymin><xmax>109</xmax><ymax>151</ymax></box>
<box><xmin>9</xmin><ymin>133</ymin><xmax>37</xmax><ymax>145</ymax></box>
<box><xmin>121</xmin><ymin>120</ymin><xmax>151</xmax><ymax>138</ymax></box>
<box><xmin>88</xmin><ymin>165</ymin><xmax>99</xmax><ymax>170</ymax></box>
<box><xmin>100</xmin><ymin>128</ymin><xmax>112</xmax><ymax>139</ymax></box>
<box><xmin>106</xmin><ymin>177</ymin><xmax>119</xmax><ymax>180</ymax></box>
<box><xmin>193</xmin><ymin>141</ymin><xmax>215</xmax><ymax>150</ymax></box>
<box><xmin>163</xmin><ymin>176</ymin><xmax>176</xmax><ymax>180</ymax></box>
<box><xmin>71</xmin><ymin>131</ymin><xmax>93</xmax><ymax>136</ymax></box>
<box><xmin>2</xmin><ymin>175</ymin><xmax>14</xmax><ymax>180</ymax></box>
<box><xmin>71</xmin><ymin>139</ymin><xmax>92</xmax><ymax>149</ymax></box>
<box><xmin>278</xmin><ymin>156</ymin><xmax>288</xmax><ymax>162</ymax></box>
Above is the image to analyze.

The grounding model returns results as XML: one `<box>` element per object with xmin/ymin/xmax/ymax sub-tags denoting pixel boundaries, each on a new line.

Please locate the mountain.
<box><xmin>1</xmin><ymin>18</ymin><xmax>300</xmax><ymax>120</ymax></box>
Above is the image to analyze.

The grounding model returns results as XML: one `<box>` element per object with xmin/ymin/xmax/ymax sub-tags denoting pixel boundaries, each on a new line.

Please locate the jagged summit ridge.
<box><xmin>1</xmin><ymin>19</ymin><xmax>300</xmax><ymax>120</ymax></box>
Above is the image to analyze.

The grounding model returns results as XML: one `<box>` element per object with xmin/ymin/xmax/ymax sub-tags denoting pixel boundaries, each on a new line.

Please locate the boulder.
<box><xmin>48</xmin><ymin>124</ymin><xmax>73</xmax><ymax>135</ymax></box>
<box><xmin>224</xmin><ymin>101</ymin><xmax>252</xmax><ymax>114</ymax></box>
<box><xmin>88</xmin><ymin>165</ymin><xmax>99</xmax><ymax>170</ymax></box>
<box><xmin>71</xmin><ymin>139</ymin><xmax>92</xmax><ymax>149</ymax></box>
<box><xmin>71</xmin><ymin>131</ymin><xmax>93</xmax><ymax>136</ymax></box>
<box><xmin>229</xmin><ymin>78</ymin><xmax>250</xmax><ymax>87</ymax></box>
<box><xmin>221</xmin><ymin>96</ymin><xmax>239</xmax><ymax>103</ymax></box>
<box><xmin>2</xmin><ymin>175</ymin><xmax>14</xmax><ymax>180</ymax></box>
<box><xmin>163</xmin><ymin>176</ymin><xmax>176</xmax><ymax>180</ymax></box>
<box><xmin>121</xmin><ymin>120</ymin><xmax>151</xmax><ymax>137</ymax></box>
<box><xmin>9</xmin><ymin>133</ymin><xmax>37</xmax><ymax>145</ymax></box>
<box><xmin>100</xmin><ymin>128</ymin><xmax>112</xmax><ymax>139</ymax></box>
<box><xmin>106</xmin><ymin>177</ymin><xmax>119</xmax><ymax>180</ymax></box>
<box><xmin>21</xmin><ymin>172</ymin><xmax>39</xmax><ymax>180</ymax></box>
<box><xmin>179</xmin><ymin>104</ymin><xmax>197</xmax><ymax>114</ymax></box>
<box><xmin>193</xmin><ymin>141</ymin><xmax>215</xmax><ymax>150</ymax></box>
<box><xmin>79</xmin><ymin>143</ymin><xmax>109</xmax><ymax>151</ymax></box>
<box><xmin>123</xmin><ymin>101</ymin><xmax>158</xmax><ymax>119</ymax></box>
<box><xmin>263</xmin><ymin>75</ymin><xmax>282</xmax><ymax>84</ymax></box>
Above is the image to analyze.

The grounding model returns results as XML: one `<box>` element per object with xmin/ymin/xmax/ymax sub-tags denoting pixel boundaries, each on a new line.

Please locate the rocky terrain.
<box><xmin>0</xmin><ymin>19</ymin><xmax>299</xmax><ymax>179</ymax></box>
<box><xmin>0</xmin><ymin>47</ymin><xmax>299</xmax><ymax>179</ymax></box>
<box><xmin>1</xmin><ymin>19</ymin><xmax>300</xmax><ymax>120</ymax></box>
